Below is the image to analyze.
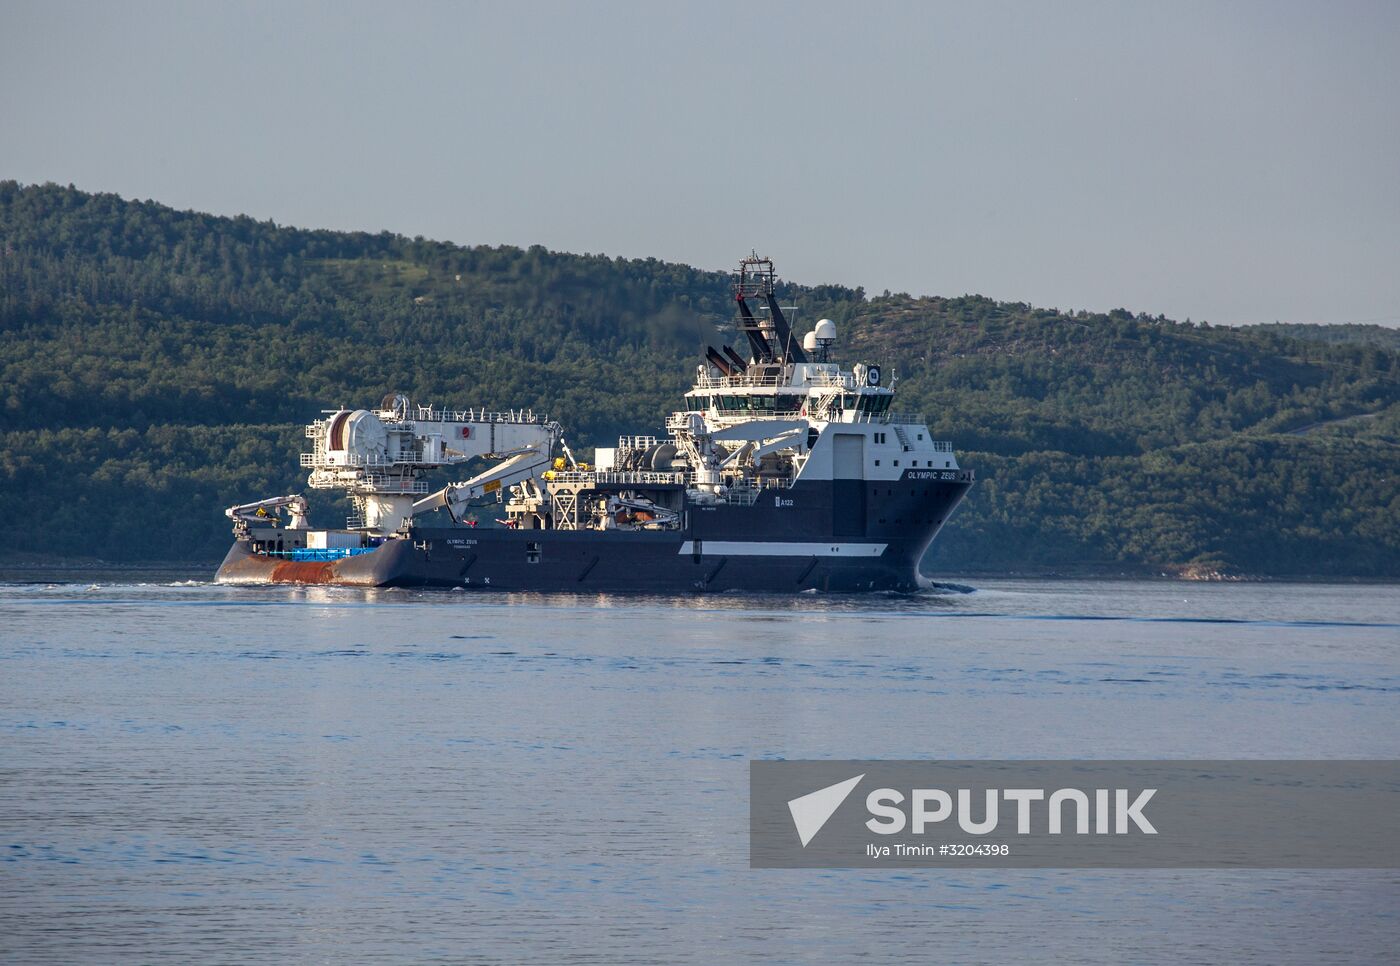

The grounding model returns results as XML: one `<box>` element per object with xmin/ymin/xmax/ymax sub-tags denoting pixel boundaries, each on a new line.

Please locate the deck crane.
<box><xmin>234</xmin><ymin>392</ymin><xmax>563</xmax><ymax>537</ymax></box>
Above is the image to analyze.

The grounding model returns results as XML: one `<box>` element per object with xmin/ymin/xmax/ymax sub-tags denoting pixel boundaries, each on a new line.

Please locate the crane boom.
<box><xmin>412</xmin><ymin>445</ymin><xmax>556</xmax><ymax>522</ymax></box>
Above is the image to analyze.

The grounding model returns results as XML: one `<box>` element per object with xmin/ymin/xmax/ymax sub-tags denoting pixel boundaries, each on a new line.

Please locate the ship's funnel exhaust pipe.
<box><xmin>705</xmin><ymin>346</ymin><xmax>735</xmax><ymax>377</ymax></box>
<box><xmin>765</xmin><ymin>293</ymin><xmax>807</xmax><ymax>364</ymax></box>
<box><xmin>736</xmin><ymin>296</ymin><xmax>774</xmax><ymax>363</ymax></box>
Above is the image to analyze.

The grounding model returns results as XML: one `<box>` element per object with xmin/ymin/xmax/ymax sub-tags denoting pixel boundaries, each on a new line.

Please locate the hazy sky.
<box><xmin>3</xmin><ymin>0</ymin><xmax>1397</xmax><ymax>325</ymax></box>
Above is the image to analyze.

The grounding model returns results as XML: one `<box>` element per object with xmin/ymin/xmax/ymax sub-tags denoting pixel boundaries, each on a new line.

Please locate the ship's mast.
<box><xmin>734</xmin><ymin>253</ymin><xmax>807</xmax><ymax>367</ymax></box>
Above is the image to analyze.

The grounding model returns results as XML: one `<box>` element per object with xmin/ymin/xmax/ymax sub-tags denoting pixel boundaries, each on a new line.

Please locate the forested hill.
<box><xmin>3</xmin><ymin>181</ymin><xmax>1398</xmax><ymax>577</ymax></box>
<box><xmin>1241</xmin><ymin>322</ymin><xmax>1400</xmax><ymax>352</ymax></box>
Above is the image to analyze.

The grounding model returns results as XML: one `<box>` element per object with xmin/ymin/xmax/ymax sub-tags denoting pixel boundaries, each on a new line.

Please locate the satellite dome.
<box><xmin>802</xmin><ymin>331</ymin><xmax>818</xmax><ymax>352</ymax></box>
<box><xmin>813</xmin><ymin>318</ymin><xmax>837</xmax><ymax>342</ymax></box>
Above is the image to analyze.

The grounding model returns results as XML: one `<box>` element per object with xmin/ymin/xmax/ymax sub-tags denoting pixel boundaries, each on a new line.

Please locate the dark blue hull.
<box><xmin>216</xmin><ymin>473</ymin><xmax>972</xmax><ymax>593</ymax></box>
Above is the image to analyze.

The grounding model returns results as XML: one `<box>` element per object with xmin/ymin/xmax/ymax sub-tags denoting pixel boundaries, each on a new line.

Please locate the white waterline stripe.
<box><xmin>677</xmin><ymin>541</ymin><xmax>888</xmax><ymax>557</ymax></box>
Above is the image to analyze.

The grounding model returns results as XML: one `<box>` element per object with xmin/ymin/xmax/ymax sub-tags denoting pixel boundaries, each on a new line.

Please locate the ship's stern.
<box><xmin>214</xmin><ymin>537</ymin><xmax>411</xmax><ymax>586</ymax></box>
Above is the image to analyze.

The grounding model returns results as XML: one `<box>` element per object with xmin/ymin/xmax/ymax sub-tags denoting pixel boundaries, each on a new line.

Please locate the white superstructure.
<box><xmin>296</xmin><ymin>392</ymin><xmax>563</xmax><ymax>535</ymax></box>
<box><xmin>496</xmin><ymin>254</ymin><xmax>962</xmax><ymax>534</ymax></box>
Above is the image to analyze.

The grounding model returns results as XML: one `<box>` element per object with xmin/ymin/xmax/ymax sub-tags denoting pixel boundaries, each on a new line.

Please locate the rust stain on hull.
<box><xmin>269</xmin><ymin>560</ymin><xmax>339</xmax><ymax>584</ymax></box>
<box><xmin>216</xmin><ymin>546</ymin><xmax>383</xmax><ymax>586</ymax></box>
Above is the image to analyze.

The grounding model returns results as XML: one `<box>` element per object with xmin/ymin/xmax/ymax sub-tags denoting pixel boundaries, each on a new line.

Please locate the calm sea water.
<box><xmin>2</xmin><ymin>573</ymin><xmax>1397</xmax><ymax>963</ymax></box>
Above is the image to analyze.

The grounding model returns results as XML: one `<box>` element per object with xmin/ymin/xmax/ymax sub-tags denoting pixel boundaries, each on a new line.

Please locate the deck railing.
<box><xmin>549</xmin><ymin>470</ymin><xmax>690</xmax><ymax>486</ymax></box>
<box><xmin>692</xmin><ymin>369</ymin><xmax>852</xmax><ymax>390</ymax></box>
<box><xmin>407</xmin><ymin>406</ymin><xmax>546</xmax><ymax>425</ymax></box>
<box><xmin>255</xmin><ymin>547</ymin><xmax>378</xmax><ymax>561</ymax></box>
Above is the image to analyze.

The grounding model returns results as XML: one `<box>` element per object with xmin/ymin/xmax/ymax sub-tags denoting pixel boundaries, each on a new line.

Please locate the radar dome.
<box><xmin>802</xmin><ymin>331</ymin><xmax>818</xmax><ymax>352</ymax></box>
<box><xmin>813</xmin><ymin>318</ymin><xmax>837</xmax><ymax>342</ymax></box>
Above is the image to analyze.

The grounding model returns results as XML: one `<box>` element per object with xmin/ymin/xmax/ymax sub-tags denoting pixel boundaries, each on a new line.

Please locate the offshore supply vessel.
<box><xmin>216</xmin><ymin>256</ymin><xmax>973</xmax><ymax>593</ymax></box>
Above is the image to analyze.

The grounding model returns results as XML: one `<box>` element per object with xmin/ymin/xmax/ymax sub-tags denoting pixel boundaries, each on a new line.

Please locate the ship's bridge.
<box><xmin>684</xmin><ymin>362</ymin><xmax>898</xmax><ymax>428</ymax></box>
<box><xmin>690</xmin><ymin>268</ymin><xmax>908</xmax><ymax>431</ymax></box>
